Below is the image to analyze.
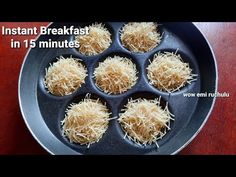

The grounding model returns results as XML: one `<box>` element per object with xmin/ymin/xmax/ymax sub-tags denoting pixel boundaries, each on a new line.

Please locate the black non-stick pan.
<box><xmin>18</xmin><ymin>22</ymin><xmax>217</xmax><ymax>154</ymax></box>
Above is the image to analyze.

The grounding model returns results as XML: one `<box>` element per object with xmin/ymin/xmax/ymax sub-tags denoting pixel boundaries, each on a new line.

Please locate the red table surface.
<box><xmin>0</xmin><ymin>22</ymin><xmax>235</xmax><ymax>155</ymax></box>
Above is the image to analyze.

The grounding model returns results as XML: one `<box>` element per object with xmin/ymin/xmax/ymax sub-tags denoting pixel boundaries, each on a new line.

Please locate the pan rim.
<box><xmin>171</xmin><ymin>22</ymin><xmax>218</xmax><ymax>155</ymax></box>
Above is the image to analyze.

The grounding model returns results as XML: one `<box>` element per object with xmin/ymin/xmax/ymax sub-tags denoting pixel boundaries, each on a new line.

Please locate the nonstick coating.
<box><xmin>18</xmin><ymin>22</ymin><xmax>217</xmax><ymax>155</ymax></box>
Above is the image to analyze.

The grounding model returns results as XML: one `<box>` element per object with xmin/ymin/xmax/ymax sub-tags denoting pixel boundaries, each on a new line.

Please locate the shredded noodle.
<box><xmin>147</xmin><ymin>52</ymin><xmax>197</xmax><ymax>92</ymax></box>
<box><xmin>120</xmin><ymin>22</ymin><xmax>161</xmax><ymax>53</ymax></box>
<box><xmin>118</xmin><ymin>98</ymin><xmax>174</xmax><ymax>147</ymax></box>
<box><xmin>75</xmin><ymin>23</ymin><xmax>111</xmax><ymax>56</ymax></box>
<box><xmin>44</xmin><ymin>56</ymin><xmax>87</xmax><ymax>96</ymax></box>
<box><xmin>94</xmin><ymin>55</ymin><xmax>138</xmax><ymax>94</ymax></box>
<box><xmin>61</xmin><ymin>94</ymin><xmax>111</xmax><ymax>147</ymax></box>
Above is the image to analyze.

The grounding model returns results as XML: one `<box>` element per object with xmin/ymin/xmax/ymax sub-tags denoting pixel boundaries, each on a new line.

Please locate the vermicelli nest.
<box><xmin>61</xmin><ymin>95</ymin><xmax>111</xmax><ymax>147</ymax></box>
<box><xmin>118</xmin><ymin>98</ymin><xmax>174</xmax><ymax>147</ymax></box>
<box><xmin>44</xmin><ymin>56</ymin><xmax>87</xmax><ymax>96</ymax></box>
<box><xmin>94</xmin><ymin>55</ymin><xmax>138</xmax><ymax>94</ymax></box>
<box><xmin>75</xmin><ymin>23</ymin><xmax>112</xmax><ymax>56</ymax></box>
<box><xmin>120</xmin><ymin>22</ymin><xmax>161</xmax><ymax>53</ymax></box>
<box><xmin>147</xmin><ymin>52</ymin><xmax>197</xmax><ymax>93</ymax></box>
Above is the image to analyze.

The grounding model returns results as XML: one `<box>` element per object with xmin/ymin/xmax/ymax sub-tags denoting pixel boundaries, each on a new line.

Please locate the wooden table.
<box><xmin>0</xmin><ymin>22</ymin><xmax>235</xmax><ymax>154</ymax></box>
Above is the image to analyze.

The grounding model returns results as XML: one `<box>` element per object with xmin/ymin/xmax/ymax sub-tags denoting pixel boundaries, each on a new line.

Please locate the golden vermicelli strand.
<box><xmin>75</xmin><ymin>23</ymin><xmax>112</xmax><ymax>56</ymax></box>
<box><xmin>120</xmin><ymin>22</ymin><xmax>161</xmax><ymax>53</ymax></box>
<box><xmin>44</xmin><ymin>56</ymin><xmax>87</xmax><ymax>96</ymax></box>
<box><xmin>118</xmin><ymin>98</ymin><xmax>174</xmax><ymax>148</ymax></box>
<box><xmin>61</xmin><ymin>94</ymin><xmax>112</xmax><ymax>148</ymax></box>
<box><xmin>147</xmin><ymin>52</ymin><xmax>197</xmax><ymax>93</ymax></box>
<box><xmin>94</xmin><ymin>56</ymin><xmax>138</xmax><ymax>94</ymax></box>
